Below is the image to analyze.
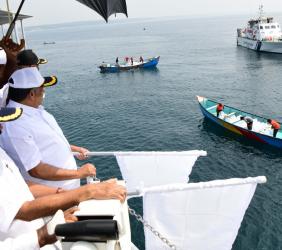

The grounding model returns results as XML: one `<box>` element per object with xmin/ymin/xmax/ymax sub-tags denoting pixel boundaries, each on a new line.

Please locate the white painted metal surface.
<box><xmin>237</xmin><ymin>5</ymin><xmax>282</xmax><ymax>53</ymax></box>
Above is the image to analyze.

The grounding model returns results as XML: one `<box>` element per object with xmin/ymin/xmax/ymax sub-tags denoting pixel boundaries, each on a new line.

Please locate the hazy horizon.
<box><xmin>3</xmin><ymin>0</ymin><xmax>282</xmax><ymax>27</ymax></box>
<box><xmin>21</xmin><ymin>13</ymin><xmax>282</xmax><ymax>31</ymax></box>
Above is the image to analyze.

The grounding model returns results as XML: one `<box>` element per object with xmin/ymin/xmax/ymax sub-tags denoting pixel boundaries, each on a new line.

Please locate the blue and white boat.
<box><xmin>99</xmin><ymin>56</ymin><xmax>160</xmax><ymax>73</ymax></box>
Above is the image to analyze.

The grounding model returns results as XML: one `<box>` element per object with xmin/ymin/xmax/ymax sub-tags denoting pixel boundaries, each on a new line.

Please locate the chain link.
<box><xmin>128</xmin><ymin>206</ymin><xmax>176</xmax><ymax>250</ymax></box>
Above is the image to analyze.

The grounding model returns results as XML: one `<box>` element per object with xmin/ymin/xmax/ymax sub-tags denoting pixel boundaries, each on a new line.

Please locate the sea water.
<box><xmin>26</xmin><ymin>14</ymin><xmax>282</xmax><ymax>249</ymax></box>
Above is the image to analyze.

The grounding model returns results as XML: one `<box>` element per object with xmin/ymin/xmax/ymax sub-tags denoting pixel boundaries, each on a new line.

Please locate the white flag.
<box><xmin>115</xmin><ymin>151</ymin><xmax>206</xmax><ymax>191</ymax></box>
<box><xmin>143</xmin><ymin>177</ymin><xmax>266</xmax><ymax>250</ymax></box>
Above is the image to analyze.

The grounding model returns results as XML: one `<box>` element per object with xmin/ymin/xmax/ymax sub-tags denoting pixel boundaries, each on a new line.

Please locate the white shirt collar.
<box><xmin>8</xmin><ymin>100</ymin><xmax>44</xmax><ymax>116</ymax></box>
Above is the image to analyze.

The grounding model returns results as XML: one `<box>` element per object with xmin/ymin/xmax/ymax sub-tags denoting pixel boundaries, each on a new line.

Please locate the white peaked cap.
<box><xmin>8</xmin><ymin>67</ymin><xmax>57</xmax><ymax>89</ymax></box>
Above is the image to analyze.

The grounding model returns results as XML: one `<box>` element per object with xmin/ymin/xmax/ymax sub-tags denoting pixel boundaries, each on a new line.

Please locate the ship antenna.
<box><xmin>259</xmin><ymin>4</ymin><xmax>264</xmax><ymax>19</ymax></box>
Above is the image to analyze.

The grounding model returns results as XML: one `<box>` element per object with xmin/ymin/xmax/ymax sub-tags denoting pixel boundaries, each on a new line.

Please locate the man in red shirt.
<box><xmin>267</xmin><ymin>119</ymin><xmax>281</xmax><ymax>138</ymax></box>
<box><xmin>216</xmin><ymin>103</ymin><xmax>224</xmax><ymax>118</ymax></box>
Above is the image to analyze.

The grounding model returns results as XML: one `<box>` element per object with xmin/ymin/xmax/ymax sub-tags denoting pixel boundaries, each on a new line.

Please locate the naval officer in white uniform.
<box><xmin>0</xmin><ymin>107</ymin><xmax>60</xmax><ymax>249</ymax></box>
<box><xmin>0</xmin><ymin>104</ymin><xmax>126</xmax><ymax>250</ymax></box>
<box><xmin>0</xmin><ymin>134</ymin><xmax>126</xmax><ymax>249</ymax></box>
<box><xmin>1</xmin><ymin>67</ymin><xmax>96</xmax><ymax>189</ymax></box>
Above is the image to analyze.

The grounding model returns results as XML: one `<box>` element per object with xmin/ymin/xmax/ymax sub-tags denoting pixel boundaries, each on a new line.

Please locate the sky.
<box><xmin>3</xmin><ymin>0</ymin><xmax>282</xmax><ymax>26</ymax></box>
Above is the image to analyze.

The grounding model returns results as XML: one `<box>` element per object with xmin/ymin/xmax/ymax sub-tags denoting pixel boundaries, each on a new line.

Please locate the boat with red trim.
<box><xmin>197</xmin><ymin>95</ymin><xmax>282</xmax><ymax>148</ymax></box>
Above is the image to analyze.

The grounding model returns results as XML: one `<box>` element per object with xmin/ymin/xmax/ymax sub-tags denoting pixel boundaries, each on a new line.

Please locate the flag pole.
<box><xmin>73</xmin><ymin>150</ymin><xmax>207</xmax><ymax>157</ymax></box>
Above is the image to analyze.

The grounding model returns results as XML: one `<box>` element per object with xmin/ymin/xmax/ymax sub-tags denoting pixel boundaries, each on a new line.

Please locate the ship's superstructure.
<box><xmin>237</xmin><ymin>5</ymin><xmax>282</xmax><ymax>53</ymax></box>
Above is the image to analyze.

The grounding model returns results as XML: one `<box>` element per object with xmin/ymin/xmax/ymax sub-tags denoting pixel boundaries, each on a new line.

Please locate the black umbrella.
<box><xmin>6</xmin><ymin>0</ymin><xmax>128</xmax><ymax>38</ymax></box>
<box><xmin>76</xmin><ymin>0</ymin><xmax>128</xmax><ymax>22</ymax></box>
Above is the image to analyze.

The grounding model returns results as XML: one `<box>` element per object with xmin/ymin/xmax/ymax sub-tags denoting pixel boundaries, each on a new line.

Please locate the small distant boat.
<box><xmin>99</xmin><ymin>56</ymin><xmax>160</xmax><ymax>73</ymax></box>
<box><xmin>237</xmin><ymin>5</ymin><xmax>282</xmax><ymax>53</ymax></box>
<box><xmin>43</xmin><ymin>41</ymin><xmax>56</xmax><ymax>45</ymax></box>
<box><xmin>197</xmin><ymin>96</ymin><xmax>282</xmax><ymax>148</ymax></box>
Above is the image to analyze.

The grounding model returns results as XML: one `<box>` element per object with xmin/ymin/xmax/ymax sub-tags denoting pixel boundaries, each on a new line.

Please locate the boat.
<box><xmin>197</xmin><ymin>95</ymin><xmax>282</xmax><ymax>148</ymax></box>
<box><xmin>99</xmin><ymin>56</ymin><xmax>160</xmax><ymax>73</ymax></box>
<box><xmin>237</xmin><ymin>5</ymin><xmax>282</xmax><ymax>53</ymax></box>
<box><xmin>43</xmin><ymin>41</ymin><xmax>56</xmax><ymax>45</ymax></box>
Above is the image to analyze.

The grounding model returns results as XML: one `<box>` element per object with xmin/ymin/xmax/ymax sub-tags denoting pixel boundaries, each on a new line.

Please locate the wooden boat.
<box><xmin>197</xmin><ymin>96</ymin><xmax>282</xmax><ymax>148</ymax></box>
<box><xmin>99</xmin><ymin>56</ymin><xmax>160</xmax><ymax>73</ymax></box>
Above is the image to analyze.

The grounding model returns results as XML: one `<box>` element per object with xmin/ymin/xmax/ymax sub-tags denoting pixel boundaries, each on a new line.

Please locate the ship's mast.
<box><xmin>258</xmin><ymin>4</ymin><xmax>264</xmax><ymax>20</ymax></box>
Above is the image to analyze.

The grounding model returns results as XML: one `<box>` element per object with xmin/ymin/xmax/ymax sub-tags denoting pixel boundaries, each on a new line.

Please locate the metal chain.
<box><xmin>128</xmin><ymin>206</ymin><xmax>177</xmax><ymax>250</ymax></box>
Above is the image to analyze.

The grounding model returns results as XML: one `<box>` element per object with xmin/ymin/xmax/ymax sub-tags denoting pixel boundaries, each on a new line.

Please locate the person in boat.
<box><xmin>240</xmin><ymin>116</ymin><xmax>254</xmax><ymax>130</ymax></box>
<box><xmin>139</xmin><ymin>56</ymin><xmax>144</xmax><ymax>63</ymax></box>
<box><xmin>216</xmin><ymin>103</ymin><xmax>224</xmax><ymax>117</ymax></box>
<box><xmin>267</xmin><ymin>119</ymin><xmax>281</xmax><ymax>138</ymax></box>
<box><xmin>116</xmin><ymin>57</ymin><xmax>119</xmax><ymax>65</ymax></box>
<box><xmin>125</xmin><ymin>57</ymin><xmax>129</xmax><ymax>63</ymax></box>
<box><xmin>0</xmin><ymin>67</ymin><xmax>96</xmax><ymax>190</ymax></box>
<box><xmin>130</xmin><ymin>57</ymin><xmax>134</xmax><ymax>66</ymax></box>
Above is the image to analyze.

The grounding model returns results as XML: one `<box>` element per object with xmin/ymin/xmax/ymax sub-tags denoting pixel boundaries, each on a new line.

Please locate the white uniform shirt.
<box><xmin>0</xmin><ymin>232</ymin><xmax>39</xmax><ymax>250</ymax></box>
<box><xmin>1</xmin><ymin>100</ymin><xmax>79</xmax><ymax>190</ymax></box>
<box><xmin>0</xmin><ymin>147</ymin><xmax>43</xmax><ymax>241</ymax></box>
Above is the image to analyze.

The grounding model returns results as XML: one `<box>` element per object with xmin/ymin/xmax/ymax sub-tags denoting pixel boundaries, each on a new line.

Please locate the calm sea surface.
<box><xmin>26</xmin><ymin>14</ymin><xmax>282</xmax><ymax>249</ymax></box>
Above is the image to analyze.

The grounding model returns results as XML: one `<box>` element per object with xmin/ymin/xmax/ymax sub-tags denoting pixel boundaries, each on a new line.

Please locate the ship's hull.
<box><xmin>237</xmin><ymin>37</ymin><xmax>282</xmax><ymax>53</ymax></box>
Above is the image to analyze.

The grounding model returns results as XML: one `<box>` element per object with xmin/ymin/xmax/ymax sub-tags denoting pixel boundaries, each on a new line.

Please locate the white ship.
<box><xmin>237</xmin><ymin>5</ymin><xmax>282</xmax><ymax>53</ymax></box>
